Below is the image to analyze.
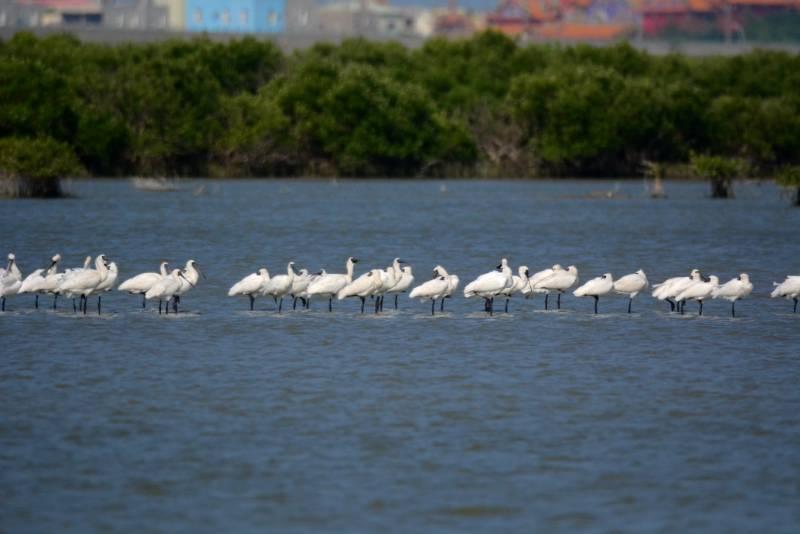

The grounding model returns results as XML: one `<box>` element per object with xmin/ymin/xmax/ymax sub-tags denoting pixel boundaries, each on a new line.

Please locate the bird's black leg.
<box><xmin>165</xmin><ymin>298</ymin><xmax>169</xmax><ymax>315</ymax></box>
<box><xmin>53</xmin><ymin>294</ymin><xmax>58</xmax><ymax>310</ymax></box>
<box><xmin>360</xmin><ymin>297</ymin><xmax>365</xmax><ymax>314</ymax></box>
<box><xmin>329</xmin><ymin>297</ymin><xmax>333</xmax><ymax>312</ymax></box>
<box><xmin>82</xmin><ymin>295</ymin><xmax>87</xmax><ymax>315</ymax></box>
<box><xmin>278</xmin><ymin>298</ymin><xmax>283</xmax><ymax>313</ymax></box>
<box><xmin>158</xmin><ymin>300</ymin><xmax>162</xmax><ymax>314</ymax></box>
<box><xmin>395</xmin><ymin>294</ymin><xmax>398</xmax><ymax>309</ymax></box>
<box><xmin>666</xmin><ymin>298</ymin><xmax>675</xmax><ymax>312</ymax></box>
<box><xmin>97</xmin><ymin>296</ymin><xmax>102</xmax><ymax>315</ymax></box>
<box><xmin>488</xmin><ymin>297</ymin><xmax>494</xmax><ymax>316</ymax></box>
<box><xmin>628</xmin><ymin>298</ymin><xmax>632</xmax><ymax>314</ymax></box>
<box><xmin>293</xmin><ymin>297</ymin><xmax>298</xmax><ymax>310</ymax></box>
<box><xmin>505</xmin><ymin>298</ymin><xmax>509</xmax><ymax>313</ymax></box>
<box><xmin>593</xmin><ymin>295</ymin><xmax>598</xmax><ymax>314</ymax></box>
<box><xmin>679</xmin><ymin>301</ymin><xmax>684</xmax><ymax>315</ymax></box>
<box><xmin>249</xmin><ymin>294</ymin><xmax>254</xmax><ymax>311</ymax></box>
<box><xmin>731</xmin><ymin>301</ymin><xmax>735</xmax><ymax>318</ymax></box>
<box><xmin>141</xmin><ymin>294</ymin><xmax>146</xmax><ymax>308</ymax></box>
<box><xmin>794</xmin><ymin>298</ymin><xmax>797</xmax><ymax>313</ymax></box>
<box><xmin>431</xmin><ymin>299</ymin><xmax>435</xmax><ymax>316</ymax></box>
<box><xmin>544</xmin><ymin>294</ymin><xmax>549</xmax><ymax>310</ymax></box>
<box><xmin>557</xmin><ymin>292</ymin><xmax>562</xmax><ymax>310</ymax></box>
<box><xmin>1</xmin><ymin>297</ymin><xmax>4</xmax><ymax>311</ymax></box>
<box><xmin>173</xmin><ymin>298</ymin><xmax>178</xmax><ymax>314</ymax></box>
<box><xmin>35</xmin><ymin>295</ymin><xmax>39</xmax><ymax>309</ymax></box>
<box><xmin>440</xmin><ymin>298</ymin><xmax>445</xmax><ymax>312</ymax></box>
<box><xmin>374</xmin><ymin>297</ymin><xmax>380</xmax><ymax>314</ymax></box>
<box><xmin>698</xmin><ymin>300</ymin><xmax>703</xmax><ymax>316</ymax></box>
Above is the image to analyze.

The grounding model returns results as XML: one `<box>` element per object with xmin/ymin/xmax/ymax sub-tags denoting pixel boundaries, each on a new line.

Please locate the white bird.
<box><xmin>771</xmin><ymin>275</ymin><xmax>800</xmax><ymax>313</ymax></box>
<box><xmin>19</xmin><ymin>268</ymin><xmax>46</xmax><ymax>308</ymax></box>
<box><xmin>295</xmin><ymin>269</ymin><xmax>324</xmax><ymax>307</ymax></box>
<box><xmin>93</xmin><ymin>261</ymin><xmax>118</xmax><ymax>314</ymax></box>
<box><xmin>307</xmin><ymin>257</ymin><xmax>359</xmax><ymax>312</ymax></box>
<box><xmin>712</xmin><ymin>273</ymin><xmax>753</xmax><ymax>317</ymax></box>
<box><xmin>500</xmin><ymin>265</ymin><xmax>530</xmax><ymax>313</ymax></box>
<box><xmin>613</xmin><ymin>269</ymin><xmax>649</xmax><ymax>313</ymax></box>
<box><xmin>675</xmin><ymin>275</ymin><xmax>719</xmax><ymax>316</ymax></box>
<box><xmin>262</xmin><ymin>262</ymin><xmax>295</xmax><ymax>313</ymax></box>
<box><xmin>463</xmin><ymin>258</ymin><xmax>513</xmax><ymax>315</ymax></box>
<box><xmin>409</xmin><ymin>266</ymin><xmax>450</xmax><ymax>315</ymax></box>
<box><xmin>0</xmin><ymin>253</ymin><xmax>23</xmax><ymax>312</ymax></box>
<box><xmin>119</xmin><ymin>261</ymin><xmax>170</xmax><ymax>308</ymax></box>
<box><xmin>171</xmin><ymin>259</ymin><xmax>202</xmax><ymax>313</ymax></box>
<box><xmin>574</xmin><ymin>273</ymin><xmax>614</xmax><ymax>314</ymax></box>
<box><xmin>386</xmin><ymin>259</ymin><xmax>413</xmax><ymax>310</ymax></box>
<box><xmin>229</xmin><ymin>268</ymin><xmax>270</xmax><ymax>310</ymax></box>
<box><xmin>38</xmin><ymin>254</ymin><xmax>63</xmax><ymax>309</ymax></box>
<box><xmin>290</xmin><ymin>268</ymin><xmax>312</xmax><ymax>310</ymax></box>
<box><xmin>57</xmin><ymin>255</ymin><xmax>112</xmax><ymax>314</ymax></box>
<box><xmin>373</xmin><ymin>261</ymin><xmax>402</xmax><ymax>313</ymax></box>
<box><xmin>145</xmin><ymin>268</ymin><xmax>187</xmax><ymax>315</ymax></box>
<box><xmin>434</xmin><ymin>265</ymin><xmax>459</xmax><ymax>312</ymax></box>
<box><xmin>338</xmin><ymin>268</ymin><xmax>384</xmax><ymax>313</ymax></box>
<box><xmin>525</xmin><ymin>264</ymin><xmax>560</xmax><ymax>308</ymax></box>
<box><xmin>534</xmin><ymin>265</ymin><xmax>579</xmax><ymax>310</ymax></box>
<box><xmin>652</xmin><ymin>269</ymin><xmax>702</xmax><ymax>313</ymax></box>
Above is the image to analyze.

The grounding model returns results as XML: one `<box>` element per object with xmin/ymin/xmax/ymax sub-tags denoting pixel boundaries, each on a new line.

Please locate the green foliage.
<box><xmin>690</xmin><ymin>154</ymin><xmax>743</xmax><ymax>179</ymax></box>
<box><xmin>0</xmin><ymin>137</ymin><xmax>83</xmax><ymax>197</ymax></box>
<box><xmin>1</xmin><ymin>32</ymin><xmax>800</xmax><ymax>178</ymax></box>
<box><xmin>776</xmin><ymin>165</ymin><xmax>800</xmax><ymax>206</ymax></box>
<box><xmin>776</xmin><ymin>166</ymin><xmax>800</xmax><ymax>187</ymax></box>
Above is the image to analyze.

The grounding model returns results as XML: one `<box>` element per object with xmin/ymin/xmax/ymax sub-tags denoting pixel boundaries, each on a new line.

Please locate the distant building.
<box><xmin>103</xmin><ymin>0</ymin><xmax>168</xmax><ymax>29</ymax></box>
<box><xmin>184</xmin><ymin>0</ymin><xmax>285</xmax><ymax>32</ymax></box>
<box><xmin>284</xmin><ymin>0</ymin><xmax>314</xmax><ymax>31</ymax></box>
<box><xmin>2</xmin><ymin>0</ymin><xmax>104</xmax><ymax>27</ymax></box>
<box><xmin>153</xmin><ymin>0</ymin><xmax>184</xmax><ymax>29</ymax></box>
<box><xmin>312</xmin><ymin>0</ymin><xmax>423</xmax><ymax>36</ymax></box>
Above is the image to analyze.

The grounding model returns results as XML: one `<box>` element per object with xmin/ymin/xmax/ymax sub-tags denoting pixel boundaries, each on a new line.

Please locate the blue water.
<box><xmin>1</xmin><ymin>179</ymin><xmax>799</xmax><ymax>531</ymax></box>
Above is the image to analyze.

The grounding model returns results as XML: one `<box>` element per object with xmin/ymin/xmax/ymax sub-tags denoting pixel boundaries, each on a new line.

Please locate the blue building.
<box><xmin>185</xmin><ymin>0</ymin><xmax>285</xmax><ymax>33</ymax></box>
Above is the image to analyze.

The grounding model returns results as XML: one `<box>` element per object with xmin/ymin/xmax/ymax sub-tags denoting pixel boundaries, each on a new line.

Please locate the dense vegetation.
<box><xmin>1</xmin><ymin>31</ymin><xmax>800</xmax><ymax>180</ymax></box>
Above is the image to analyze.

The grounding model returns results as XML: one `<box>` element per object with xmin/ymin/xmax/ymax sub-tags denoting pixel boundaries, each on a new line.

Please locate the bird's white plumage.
<box><xmin>307</xmin><ymin>257</ymin><xmax>358</xmax><ymax>298</ymax></box>
<box><xmin>262</xmin><ymin>262</ymin><xmax>295</xmax><ymax>300</ymax></box>
<box><xmin>409</xmin><ymin>276</ymin><xmax>450</xmax><ymax>301</ymax></box>
<box><xmin>574</xmin><ymin>273</ymin><xmax>614</xmax><ymax>297</ymax></box>
<box><xmin>713</xmin><ymin>273</ymin><xmax>753</xmax><ymax>302</ymax></box>
<box><xmin>464</xmin><ymin>258</ymin><xmax>513</xmax><ymax>298</ymax></box>
<box><xmin>229</xmin><ymin>268</ymin><xmax>269</xmax><ymax>297</ymax></box>
<box><xmin>338</xmin><ymin>269</ymin><xmax>383</xmax><ymax>300</ymax></box>
<box><xmin>145</xmin><ymin>269</ymin><xmax>184</xmax><ymax>301</ymax></box>
<box><xmin>771</xmin><ymin>276</ymin><xmax>800</xmax><ymax>299</ymax></box>
<box><xmin>676</xmin><ymin>275</ymin><xmax>719</xmax><ymax>302</ymax></box>
<box><xmin>613</xmin><ymin>270</ymin><xmax>648</xmax><ymax>298</ymax></box>
<box><xmin>119</xmin><ymin>261</ymin><xmax>169</xmax><ymax>294</ymax></box>
<box><xmin>535</xmin><ymin>265</ymin><xmax>578</xmax><ymax>293</ymax></box>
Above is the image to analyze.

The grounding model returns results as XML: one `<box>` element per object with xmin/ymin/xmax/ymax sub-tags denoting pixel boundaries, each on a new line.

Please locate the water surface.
<box><xmin>2</xmin><ymin>179</ymin><xmax>799</xmax><ymax>531</ymax></box>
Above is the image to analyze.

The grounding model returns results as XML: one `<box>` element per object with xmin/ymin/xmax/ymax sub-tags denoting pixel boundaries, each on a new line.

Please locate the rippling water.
<box><xmin>2</xmin><ymin>179</ymin><xmax>799</xmax><ymax>531</ymax></box>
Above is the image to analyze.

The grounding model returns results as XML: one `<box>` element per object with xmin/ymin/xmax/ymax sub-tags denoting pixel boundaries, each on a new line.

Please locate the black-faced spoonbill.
<box><xmin>409</xmin><ymin>266</ymin><xmax>450</xmax><ymax>315</ymax></box>
<box><xmin>676</xmin><ymin>275</ymin><xmax>719</xmax><ymax>316</ymax></box>
<box><xmin>306</xmin><ymin>257</ymin><xmax>359</xmax><ymax>312</ymax></box>
<box><xmin>574</xmin><ymin>273</ymin><xmax>614</xmax><ymax>314</ymax></box>
<box><xmin>0</xmin><ymin>253</ymin><xmax>23</xmax><ymax>311</ymax></box>
<box><xmin>463</xmin><ymin>258</ymin><xmax>513</xmax><ymax>315</ymax></box>
<box><xmin>712</xmin><ymin>273</ymin><xmax>753</xmax><ymax>317</ymax></box>
<box><xmin>119</xmin><ymin>261</ymin><xmax>169</xmax><ymax>308</ymax></box>
<box><xmin>770</xmin><ymin>275</ymin><xmax>800</xmax><ymax>313</ymax></box>
<box><xmin>613</xmin><ymin>269</ymin><xmax>648</xmax><ymax>313</ymax></box>
<box><xmin>229</xmin><ymin>268</ymin><xmax>270</xmax><ymax>310</ymax></box>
